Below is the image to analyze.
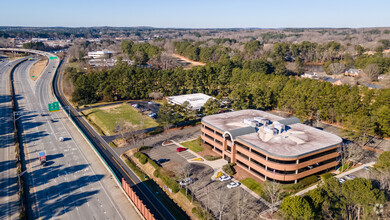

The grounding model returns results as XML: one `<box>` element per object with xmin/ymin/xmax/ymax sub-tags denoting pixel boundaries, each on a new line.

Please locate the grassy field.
<box><xmin>82</xmin><ymin>103</ymin><xmax>159</xmax><ymax>135</ymax></box>
<box><xmin>181</xmin><ymin>138</ymin><xmax>204</xmax><ymax>152</ymax></box>
<box><xmin>240</xmin><ymin>178</ymin><xmax>264</xmax><ymax>197</ymax></box>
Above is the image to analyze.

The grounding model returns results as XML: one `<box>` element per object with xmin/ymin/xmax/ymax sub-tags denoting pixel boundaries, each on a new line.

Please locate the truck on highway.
<box><xmin>38</xmin><ymin>152</ymin><xmax>46</xmax><ymax>165</ymax></box>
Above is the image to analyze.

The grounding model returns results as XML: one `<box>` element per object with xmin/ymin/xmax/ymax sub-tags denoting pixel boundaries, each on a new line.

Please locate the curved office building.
<box><xmin>201</xmin><ymin>110</ymin><xmax>343</xmax><ymax>184</ymax></box>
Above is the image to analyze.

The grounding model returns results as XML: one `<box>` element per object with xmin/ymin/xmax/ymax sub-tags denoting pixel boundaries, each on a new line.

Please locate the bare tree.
<box><xmin>364</xmin><ymin>64</ymin><xmax>380</xmax><ymax>81</ymax></box>
<box><xmin>212</xmin><ymin>187</ymin><xmax>229</xmax><ymax>220</ymax></box>
<box><xmin>342</xmin><ymin>142</ymin><xmax>364</xmax><ymax>169</ymax></box>
<box><xmin>328</xmin><ymin>62</ymin><xmax>346</xmax><ymax>75</ymax></box>
<box><xmin>149</xmin><ymin>91</ymin><xmax>164</xmax><ymax>100</ymax></box>
<box><xmin>264</xmin><ymin>181</ymin><xmax>282</xmax><ymax>207</ymax></box>
<box><xmin>176</xmin><ymin>164</ymin><xmax>192</xmax><ymax>196</ymax></box>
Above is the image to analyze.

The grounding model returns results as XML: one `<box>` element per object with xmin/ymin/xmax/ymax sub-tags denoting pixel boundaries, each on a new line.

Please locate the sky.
<box><xmin>1</xmin><ymin>0</ymin><xmax>390</xmax><ymax>28</ymax></box>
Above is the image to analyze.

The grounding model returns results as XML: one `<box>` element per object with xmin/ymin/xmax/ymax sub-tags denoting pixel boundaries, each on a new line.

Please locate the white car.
<box><xmin>179</xmin><ymin>178</ymin><xmax>193</xmax><ymax>186</ymax></box>
<box><xmin>227</xmin><ymin>182</ymin><xmax>240</xmax><ymax>189</ymax></box>
<box><xmin>345</xmin><ymin>175</ymin><xmax>356</xmax><ymax>180</ymax></box>
<box><xmin>218</xmin><ymin>175</ymin><xmax>232</xmax><ymax>182</ymax></box>
<box><xmin>338</xmin><ymin>178</ymin><xmax>346</xmax><ymax>184</ymax></box>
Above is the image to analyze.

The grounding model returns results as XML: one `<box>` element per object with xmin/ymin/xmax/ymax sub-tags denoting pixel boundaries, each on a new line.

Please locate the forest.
<box><xmin>68</xmin><ymin>55</ymin><xmax>390</xmax><ymax>139</ymax></box>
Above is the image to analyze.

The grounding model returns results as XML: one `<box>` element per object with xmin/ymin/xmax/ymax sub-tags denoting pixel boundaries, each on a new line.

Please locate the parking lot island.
<box><xmin>201</xmin><ymin>109</ymin><xmax>343</xmax><ymax>184</ymax></box>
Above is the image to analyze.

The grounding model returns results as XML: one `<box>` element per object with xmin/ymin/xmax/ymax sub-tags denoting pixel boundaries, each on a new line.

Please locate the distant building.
<box><xmin>345</xmin><ymin>69</ymin><xmax>363</xmax><ymax>77</ymax></box>
<box><xmin>323</xmin><ymin>77</ymin><xmax>343</xmax><ymax>86</ymax></box>
<box><xmin>301</xmin><ymin>72</ymin><xmax>319</xmax><ymax>79</ymax></box>
<box><xmin>167</xmin><ymin>93</ymin><xmax>214</xmax><ymax>110</ymax></box>
<box><xmin>87</xmin><ymin>51</ymin><xmax>113</xmax><ymax>59</ymax></box>
<box><xmin>364</xmin><ymin>84</ymin><xmax>383</xmax><ymax>90</ymax></box>
<box><xmin>201</xmin><ymin>110</ymin><xmax>342</xmax><ymax>184</ymax></box>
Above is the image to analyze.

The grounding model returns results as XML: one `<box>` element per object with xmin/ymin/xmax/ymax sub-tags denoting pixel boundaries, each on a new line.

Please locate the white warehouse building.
<box><xmin>167</xmin><ymin>93</ymin><xmax>214</xmax><ymax>110</ymax></box>
<box><xmin>87</xmin><ymin>51</ymin><xmax>113</xmax><ymax>59</ymax></box>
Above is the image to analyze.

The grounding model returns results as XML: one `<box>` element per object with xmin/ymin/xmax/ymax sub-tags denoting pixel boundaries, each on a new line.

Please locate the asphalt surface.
<box><xmin>13</xmin><ymin>57</ymin><xmax>124</xmax><ymax>219</ymax></box>
<box><xmin>0</xmin><ymin>58</ymin><xmax>26</xmax><ymax>220</ymax></box>
<box><xmin>54</xmin><ymin>57</ymin><xmax>185</xmax><ymax>219</ymax></box>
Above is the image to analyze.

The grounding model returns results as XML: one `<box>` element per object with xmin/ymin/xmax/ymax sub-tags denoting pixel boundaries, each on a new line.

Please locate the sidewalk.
<box><xmin>294</xmin><ymin>161</ymin><xmax>375</xmax><ymax>196</ymax></box>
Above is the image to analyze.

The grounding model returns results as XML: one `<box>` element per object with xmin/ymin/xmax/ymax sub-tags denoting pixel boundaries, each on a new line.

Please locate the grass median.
<box><xmin>181</xmin><ymin>138</ymin><xmax>204</xmax><ymax>152</ymax></box>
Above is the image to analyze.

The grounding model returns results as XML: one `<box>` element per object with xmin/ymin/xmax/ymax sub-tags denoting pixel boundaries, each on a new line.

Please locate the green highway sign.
<box><xmin>32</xmin><ymin>75</ymin><xmax>35</xmax><ymax>78</ymax></box>
<box><xmin>49</xmin><ymin>56</ymin><xmax>57</xmax><ymax>60</ymax></box>
<box><xmin>48</xmin><ymin>101</ymin><xmax>60</xmax><ymax>112</ymax></box>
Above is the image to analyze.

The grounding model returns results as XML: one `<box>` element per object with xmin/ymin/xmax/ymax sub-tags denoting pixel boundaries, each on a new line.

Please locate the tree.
<box><xmin>341</xmin><ymin>178</ymin><xmax>386</xmax><ymax>220</ymax></box>
<box><xmin>280</xmin><ymin>196</ymin><xmax>315</xmax><ymax>220</ymax></box>
<box><xmin>364</xmin><ymin>64</ymin><xmax>380</xmax><ymax>81</ymax></box>
<box><xmin>327</xmin><ymin>62</ymin><xmax>346</xmax><ymax>75</ymax></box>
<box><xmin>176</xmin><ymin>164</ymin><xmax>192</xmax><ymax>196</ymax></box>
<box><xmin>263</xmin><ymin>181</ymin><xmax>282</xmax><ymax>207</ymax></box>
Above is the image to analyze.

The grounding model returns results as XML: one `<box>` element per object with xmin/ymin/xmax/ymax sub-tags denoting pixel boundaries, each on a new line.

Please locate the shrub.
<box><xmin>153</xmin><ymin>169</ymin><xmax>160</xmax><ymax>178</ymax></box>
<box><xmin>161</xmin><ymin>176</ymin><xmax>179</xmax><ymax>193</ymax></box>
<box><xmin>124</xmin><ymin>158</ymin><xmax>147</xmax><ymax>181</ymax></box>
<box><xmin>148</xmin><ymin>127</ymin><xmax>164</xmax><ymax>135</ymax></box>
<box><xmin>299</xmin><ymin>175</ymin><xmax>318</xmax><ymax>187</ymax></box>
<box><xmin>192</xmin><ymin>206</ymin><xmax>213</xmax><ymax>220</ymax></box>
<box><xmin>222</xmin><ymin>163</ymin><xmax>236</xmax><ymax>175</ymax></box>
<box><xmin>138</xmin><ymin>146</ymin><xmax>151</xmax><ymax>151</ymax></box>
<box><xmin>109</xmin><ymin>142</ymin><xmax>117</xmax><ymax>148</ymax></box>
<box><xmin>133</xmin><ymin>152</ymin><xmax>142</xmax><ymax>158</ymax></box>
<box><xmin>204</xmin><ymin>155</ymin><xmax>222</xmax><ymax>161</ymax></box>
<box><xmin>320</xmin><ymin>173</ymin><xmax>333</xmax><ymax>181</ymax></box>
<box><xmin>138</xmin><ymin>154</ymin><xmax>148</xmax><ymax>164</ymax></box>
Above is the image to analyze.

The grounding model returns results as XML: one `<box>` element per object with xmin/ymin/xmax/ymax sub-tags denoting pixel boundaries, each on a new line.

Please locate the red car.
<box><xmin>176</xmin><ymin>147</ymin><xmax>187</xmax><ymax>152</ymax></box>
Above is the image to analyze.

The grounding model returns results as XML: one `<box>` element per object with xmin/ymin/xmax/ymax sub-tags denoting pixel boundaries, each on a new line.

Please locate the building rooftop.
<box><xmin>202</xmin><ymin>109</ymin><xmax>342</xmax><ymax>158</ymax></box>
<box><xmin>167</xmin><ymin>93</ymin><xmax>213</xmax><ymax>110</ymax></box>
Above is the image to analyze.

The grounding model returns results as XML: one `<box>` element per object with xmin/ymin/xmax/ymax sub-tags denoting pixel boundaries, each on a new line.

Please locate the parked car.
<box><xmin>218</xmin><ymin>175</ymin><xmax>232</xmax><ymax>182</ymax></box>
<box><xmin>59</xmin><ymin>136</ymin><xmax>64</xmax><ymax>142</ymax></box>
<box><xmin>148</xmin><ymin>101</ymin><xmax>154</xmax><ymax>104</ymax></box>
<box><xmin>179</xmin><ymin>178</ymin><xmax>193</xmax><ymax>186</ymax></box>
<box><xmin>157</xmin><ymin>159</ymin><xmax>169</xmax><ymax>164</ymax></box>
<box><xmin>148</xmin><ymin>113</ymin><xmax>157</xmax><ymax>118</ymax></box>
<box><xmin>131</xmin><ymin>104</ymin><xmax>139</xmax><ymax>108</ymax></box>
<box><xmin>176</xmin><ymin>147</ymin><xmax>187</xmax><ymax>152</ymax></box>
<box><xmin>227</xmin><ymin>182</ymin><xmax>240</xmax><ymax>189</ymax></box>
<box><xmin>364</xmin><ymin>166</ymin><xmax>370</xmax><ymax>171</ymax></box>
<box><xmin>338</xmin><ymin>178</ymin><xmax>346</xmax><ymax>184</ymax></box>
<box><xmin>345</xmin><ymin>175</ymin><xmax>356</xmax><ymax>180</ymax></box>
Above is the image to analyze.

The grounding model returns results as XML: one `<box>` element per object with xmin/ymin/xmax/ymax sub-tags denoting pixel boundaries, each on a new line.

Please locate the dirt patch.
<box><xmin>197</xmin><ymin>143</ymin><xmax>220</xmax><ymax>158</ymax></box>
<box><xmin>30</xmin><ymin>57</ymin><xmax>48</xmax><ymax>81</ymax></box>
<box><xmin>171</xmin><ymin>53</ymin><xmax>205</xmax><ymax>69</ymax></box>
<box><xmin>99</xmin><ymin>104</ymin><xmax>122</xmax><ymax>112</ymax></box>
<box><xmin>233</xmin><ymin>164</ymin><xmax>265</xmax><ymax>183</ymax></box>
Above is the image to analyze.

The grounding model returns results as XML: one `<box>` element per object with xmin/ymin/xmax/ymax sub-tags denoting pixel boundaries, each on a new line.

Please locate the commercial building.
<box><xmin>87</xmin><ymin>51</ymin><xmax>113</xmax><ymax>59</ymax></box>
<box><xmin>201</xmin><ymin>110</ymin><xmax>342</xmax><ymax>183</ymax></box>
<box><xmin>167</xmin><ymin>93</ymin><xmax>213</xmax><ymax>110</ymax></box>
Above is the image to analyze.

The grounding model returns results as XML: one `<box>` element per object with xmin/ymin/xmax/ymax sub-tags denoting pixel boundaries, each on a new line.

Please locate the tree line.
<box><xmin>68</xmin><ymin>58</ymin><xmax>390</xmax><ymax>138</ymax></box>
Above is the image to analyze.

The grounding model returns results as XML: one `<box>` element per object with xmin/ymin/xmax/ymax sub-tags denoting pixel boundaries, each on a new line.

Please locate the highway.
<box><xmin>13</xmin><ymin>57</ymin><xmax>125</xmax><ymax>219</ymax></box>
<box><xmin>0</xmin><ymin>57</ymin><xmax>26</xmax><ymax>220</ymax></box>
<box><xmin>54</xmin><ymin>57</ymin><xmax>187</xmax><ymax>219</ymax></box>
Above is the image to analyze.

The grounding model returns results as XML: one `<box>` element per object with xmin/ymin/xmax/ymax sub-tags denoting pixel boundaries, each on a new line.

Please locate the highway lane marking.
<box><xmin>24</xmin><ymin>135</ymin><xmax>42</xmax><ymax>220</ymax></box>
<box><xmin>100</xmin><ymin>143</ymin><xmax>107</xmax><ymax>150</ymax></box>
<box><xmin>112</xmin><ymin>156</ymin><xmax>135</xmax><ymax>184</ymax></box>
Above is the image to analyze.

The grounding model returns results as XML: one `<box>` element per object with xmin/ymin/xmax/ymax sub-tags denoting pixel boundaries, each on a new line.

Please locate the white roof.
<box><xmin>167</xmin><ymin>93</ymin><xmax>213</xmax><ymax>110</ymax></box>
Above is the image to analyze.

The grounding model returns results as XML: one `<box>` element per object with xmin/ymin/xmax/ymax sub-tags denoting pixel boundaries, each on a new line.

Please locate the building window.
<box><xmin>252</xmin><ymin>148</ymin><xmax>266</xmax><ymax>159</ymax></box>
<box><xmin>215</xmin><ymin>147</ymin><xmax>222</xmax><ymax>153</ymax></box>
<box><xmin>236</xmin><ymin>141</ymin><xmax>250</xmax><ymax>151</ymax></box>
<box><xmin>204</xmin><ymin>125</ymin><xmax>215</xmax><ymax>133</ymax></box>
<box><xmin>226</xmin><ymin>145</ymin><xmax>232</xmax><ymax>153</ymax></box>
<box><xmin>266</xmin><ymin>167</ymin><xmax>296</xmax><ymax>175</ymax></box>
<box><xmin>237</xmin><ymin>159</ymin><xmax>249</xmax><ymax>169</ymax></box>
<box><xmin>237</xmin><ymin>151</ymin><xmax>249</xmax><ymax>160</ymax></box>
<box><xmin>215</xmin><ymin>139</ymin><xmax>222</xmax><ymax>145</ymax></box>
<box><xmin>216</xmin><ymin>131</ymin><xmax>223</xmax><ymax>137</ymax></box>
<box><xmin>251</xmin><ymin>158</ymin><xmax>266</xmax><ymax>169</ymax></box>
<box><xmin>298</xmin><ymin>157</ymin><xmax>337</xmax><ymax>173</ymax></box>
<box><xmin>204</xmin><ymin>133</ymin><xmax>214</xmax><ymax>140</ymax></box>
<box><xmin>251</xmin><ymin>169</ymin><xmax>265</xmax><ymax>179</ymax></box>
<box><xmin>299</xmin><ymin>148</ymin><xmax>338</xmax><ymax>163</ymax></box>
<box><xmin>267</xmin><ymin>157</ymin><xmax>296</xmax><ymax>164</ymax></box>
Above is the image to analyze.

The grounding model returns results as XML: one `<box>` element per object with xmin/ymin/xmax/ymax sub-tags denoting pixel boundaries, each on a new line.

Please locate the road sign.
<box><xmin>32</xmin><ymin>75</ymin><xmax>35</xmax><ymax>78</ymax></box>
<box><xmin>49</xmin><ymin>56</ymin><xmax>57</xmax><ymax>60</ymax></box>
<box><xmin>48</xmin><ymin>101</ymin><xmax>60</xmax><ymax>112</ymax></box>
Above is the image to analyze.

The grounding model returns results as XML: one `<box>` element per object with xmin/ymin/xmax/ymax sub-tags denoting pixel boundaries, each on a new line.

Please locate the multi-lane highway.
<box><xmin>54</xmin><ymin>56</ymin><xmax>188</xmax><ymax>220</ymax></box>
<box><xmin>13</xmin><ymin>56</ymin><xmax>125</xmax><ymax>219</ymax></box>
<box><xmin>0</xmin><ymin>57</ymin><xmax>26</xmax><ymax>220</ymax></box>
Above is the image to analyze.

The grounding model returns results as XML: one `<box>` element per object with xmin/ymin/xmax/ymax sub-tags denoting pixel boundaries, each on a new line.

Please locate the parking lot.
<box><xmin>128</xmin><ymin>101</ymin><xmax>160</xmax><ymax>114</ymax></box>
<box><xmin>144</xmin><ymin>143</ymin><xmax>268</xmax><ymax>219</ymax></box>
